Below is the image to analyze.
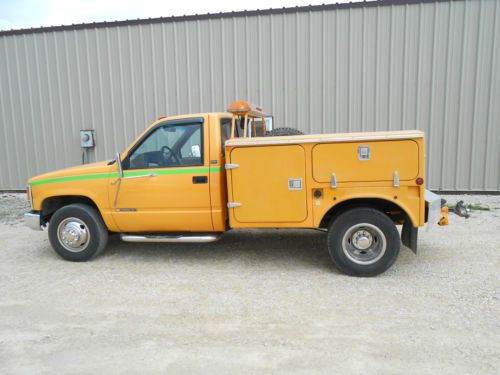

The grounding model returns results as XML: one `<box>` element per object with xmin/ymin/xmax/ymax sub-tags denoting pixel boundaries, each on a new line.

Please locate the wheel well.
<box><xmin>41</xmin><ymin>195</ymin><xmax>98</xmax><ymax>224</ymax></box>
<box><xmin>319</xmin><ymin>198</ymin><xmax>412</xmax><ymax>229</ymax></box>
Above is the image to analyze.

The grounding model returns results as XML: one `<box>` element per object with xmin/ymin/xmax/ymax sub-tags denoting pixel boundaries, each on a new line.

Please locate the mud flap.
<box><xmin>401</xmin><ymin>221</ymin><xmax>418</xmax><ymax>254</ymax></box>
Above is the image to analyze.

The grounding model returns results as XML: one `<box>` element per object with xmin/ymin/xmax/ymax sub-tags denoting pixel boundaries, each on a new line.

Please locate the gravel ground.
<box><xmin>0</xmin><ymin>193</ymin><xmax>499</xmax><ymax>374</ymax></box>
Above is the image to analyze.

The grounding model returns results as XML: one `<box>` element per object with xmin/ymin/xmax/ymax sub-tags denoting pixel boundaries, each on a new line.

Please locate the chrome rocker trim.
<box><xmin>120</xmin><ymin>234</ymin><xmax>221</xmax><ymax>243</ymax></box>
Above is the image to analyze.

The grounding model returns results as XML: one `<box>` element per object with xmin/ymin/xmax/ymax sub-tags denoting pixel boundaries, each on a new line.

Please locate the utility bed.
<box><xmin>225</xmin><ymin>130</ymin><xmax>425</xmax><ymax>229</ymax></box>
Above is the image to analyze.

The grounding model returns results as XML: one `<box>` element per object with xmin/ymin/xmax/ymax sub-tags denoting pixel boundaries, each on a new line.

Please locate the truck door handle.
<box><xmin>192</xmin><ymin>176</ymin><xmax>208</xmax><ymax>184</ymax></box>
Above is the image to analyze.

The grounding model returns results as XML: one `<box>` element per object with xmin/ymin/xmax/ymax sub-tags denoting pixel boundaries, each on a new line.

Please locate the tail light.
<box><xmin>416</xmin><ymin>177</ymin><xmax>424</xmax><ymax>186</ymax></box>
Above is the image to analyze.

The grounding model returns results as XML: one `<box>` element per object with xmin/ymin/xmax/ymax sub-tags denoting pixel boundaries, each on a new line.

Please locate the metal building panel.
<box><xmin>0</xmin><ymin>0</ymin><xmax>498</xmax><ymax>191</ymax></box>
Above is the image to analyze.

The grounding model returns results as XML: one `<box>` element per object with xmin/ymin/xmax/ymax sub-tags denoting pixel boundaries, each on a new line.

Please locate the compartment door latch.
<box><xmin>288</xmin><ymin>178</ymin><xmax>303</xmax><ymax>191</ymax></box>
<box><xmin>331</xmin><ymin>173</ymin><xmax>337</xmax><ymax>189</ymax></box>
<box><xmin>393</xmin><ymin>171</ymin><xmax>400</xmax><ymax>187</ymax></box>
<box><xmin>358</xmin><ymin>146</ymin><xmax>371</xmax><ymax>160</ymax></box>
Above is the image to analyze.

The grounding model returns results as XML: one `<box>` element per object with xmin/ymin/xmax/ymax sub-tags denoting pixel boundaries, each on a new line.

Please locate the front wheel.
<box><xmin>327</xmin><ymin>208</ymin><xmax>400</xmax><ymax>277</ymax></box>
<box><xmin>48</xmin><ymin>203</ymin><xmax>108</xmax><ymax>261</ymax></box>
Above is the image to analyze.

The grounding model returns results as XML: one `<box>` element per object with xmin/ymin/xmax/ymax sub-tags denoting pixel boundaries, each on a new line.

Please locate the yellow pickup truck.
<box><xmin>25</xmin><ymin>100</ymin><xmax>447</xmax><ymax>276</ymax></box>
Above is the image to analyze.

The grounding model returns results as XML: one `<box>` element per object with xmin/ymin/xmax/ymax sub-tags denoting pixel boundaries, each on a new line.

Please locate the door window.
<box><xmin>127</xmin><ymin>123</ymin><xmax>203</xmax><ymax>169</ymax></box>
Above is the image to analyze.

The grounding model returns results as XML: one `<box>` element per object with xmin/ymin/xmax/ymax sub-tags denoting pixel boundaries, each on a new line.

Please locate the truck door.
<box><xmin>110</xmin><ymin>117</ymin><xmax>213</xmax><ymax>232</ymax></box>
<box><xmin>227</xmin><ymin>145</ymin><xmax>308</xmax><ymax>224</ymax></box>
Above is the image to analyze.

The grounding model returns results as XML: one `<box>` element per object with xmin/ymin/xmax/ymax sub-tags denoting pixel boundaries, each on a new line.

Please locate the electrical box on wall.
<box><xmin>80</xmin><ymin>130</ymin><xmax>95</xmax><ymax>148</ymax></box>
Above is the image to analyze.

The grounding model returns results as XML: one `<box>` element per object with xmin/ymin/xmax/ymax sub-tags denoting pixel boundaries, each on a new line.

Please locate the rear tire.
<box><xmin>327</xmin><ymin>207</ymin><xmax>400</xmax><ymax>277</ymax></box>
<box><xmin>48</xmin><ymin>203</ymin><xmax>108</xmax><ymax>261</ymax></box>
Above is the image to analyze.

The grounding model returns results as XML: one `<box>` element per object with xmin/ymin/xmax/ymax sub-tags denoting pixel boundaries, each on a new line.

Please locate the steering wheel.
<box><xmin>160</xmin><ymin>145</ymin><xmax>181</xmax><ymax>166</ymax></box>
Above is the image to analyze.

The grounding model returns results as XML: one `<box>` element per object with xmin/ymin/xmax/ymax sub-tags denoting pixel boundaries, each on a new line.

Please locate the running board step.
<box><xmin>120</xmin><ymin>234</ymin><xmax>221</xmax><ymax>243</ymax></box>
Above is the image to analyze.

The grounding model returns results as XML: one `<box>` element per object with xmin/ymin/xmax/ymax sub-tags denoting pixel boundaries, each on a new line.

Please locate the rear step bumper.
<box><xmin>120</xmin><ymin>234</ymin><xmax>221</xmax><ymax>243</ymax></box>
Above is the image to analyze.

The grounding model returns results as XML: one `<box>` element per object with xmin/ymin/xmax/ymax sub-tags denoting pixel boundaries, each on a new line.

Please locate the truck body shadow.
<box><xmin>103</xmin><ymin>229</ymin><xmax>334</xmax><ymax>272</ymax></box>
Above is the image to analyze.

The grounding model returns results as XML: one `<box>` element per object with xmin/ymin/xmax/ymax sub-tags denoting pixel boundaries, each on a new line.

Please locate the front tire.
<box><xmin>48</xmin><ymin>203</ymin><xmax>108</xmax><ymax>261</ymax></box>
<box><xmin>327</xmin><ymin>207</ymin><xmax>400</xmax><ymax>277</ymax></box>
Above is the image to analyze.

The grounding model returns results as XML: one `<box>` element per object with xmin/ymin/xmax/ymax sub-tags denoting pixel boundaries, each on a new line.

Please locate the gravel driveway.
<box><xmin>0</xmin><ymin>193</ymin><xmax>499</xmax><ymax>374</ymax></box>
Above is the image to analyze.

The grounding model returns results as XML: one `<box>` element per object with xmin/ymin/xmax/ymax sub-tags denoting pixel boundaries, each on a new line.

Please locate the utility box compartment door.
<box><xmin>228</xmin><ymin>145</ymin><xmax>307</xmax><ymax>223</ymax></box>
<box><xmin>312</xmin><ymin>140</ymin><xmax>419</xmax><ymax>183</ymax></box>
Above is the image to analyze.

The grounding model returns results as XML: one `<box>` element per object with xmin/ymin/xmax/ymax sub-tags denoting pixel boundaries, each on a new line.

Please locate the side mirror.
<box><xmin>115</xmin><ymin>152</ymin><xmax>124</xmax><ymax>179</ymax></box>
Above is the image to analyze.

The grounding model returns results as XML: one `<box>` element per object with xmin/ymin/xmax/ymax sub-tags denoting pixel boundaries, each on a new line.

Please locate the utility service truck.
<box><xmin>25</xmin><ymin>101</ymin><xmax>448</xmax><ymax>276</ymax></box>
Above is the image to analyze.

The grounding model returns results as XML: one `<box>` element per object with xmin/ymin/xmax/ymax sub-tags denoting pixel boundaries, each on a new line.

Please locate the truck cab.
<box><xmin>25</xmin><ymin>101</ymin><xmax>447</xmax><ymax>276</ymax></box>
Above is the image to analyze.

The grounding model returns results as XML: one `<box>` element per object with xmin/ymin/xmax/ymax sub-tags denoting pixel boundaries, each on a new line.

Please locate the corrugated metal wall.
<box><xmin>0</xmin><ymin>0</ymin><xmax>499</xmax><ymax>191</ymax></box>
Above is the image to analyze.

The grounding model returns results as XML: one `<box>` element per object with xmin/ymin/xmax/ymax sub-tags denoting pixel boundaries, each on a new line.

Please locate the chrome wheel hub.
<box><xmin>57</xmin><ymin>218</ymin><xmax>90</xmax><ymax>252</ymax></box>
<box><xmin>342</xmin><ymin>223</ymin><xmax>387</xmax><ymax>265</ymax></box>
<box><xmin>351</xmin><ymin>230</ymin><xmax>373</xmax><ymax>250</ymax></box>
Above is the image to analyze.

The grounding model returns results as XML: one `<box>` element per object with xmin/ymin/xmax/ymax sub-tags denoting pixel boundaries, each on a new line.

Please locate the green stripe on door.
<box><xmin>30</xmin><ymin>173</ymin><xmax>113</xmax><ymax>186</ymax></box>
<box><xmin>30</xmin><ymin>166</ymin><xmax>222</xmax><ymax>186</ymax></box>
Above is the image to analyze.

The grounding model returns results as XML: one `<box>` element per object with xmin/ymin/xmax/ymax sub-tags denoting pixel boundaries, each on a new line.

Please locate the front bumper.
<box><xmin>24</xmin><ymin>211</ymin><xmax>42</xmax><ymax>231</ymax></box>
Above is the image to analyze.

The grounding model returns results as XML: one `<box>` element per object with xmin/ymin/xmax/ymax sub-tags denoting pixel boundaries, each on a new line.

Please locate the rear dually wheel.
<box><xmin>327</xmin><ymin>207</ymin><xmax>400</xmax><ymax>277</ymax></box>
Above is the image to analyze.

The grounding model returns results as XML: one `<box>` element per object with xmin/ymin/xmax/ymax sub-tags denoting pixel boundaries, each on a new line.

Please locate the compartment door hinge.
<box><xmin>227</xmin><ymin>202</ymin><xmax>242</xmax><ymax>208</ymax></box>
<box><xmin>225</xmin><ymin>163</ymin><xmax>239</xmax><ymax>170</ymax></box>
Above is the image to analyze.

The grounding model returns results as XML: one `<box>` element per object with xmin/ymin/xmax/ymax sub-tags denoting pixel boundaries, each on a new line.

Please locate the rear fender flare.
<box><xmin>319</xmin><ymin>194</ymin><xmax>417</xmax><ymax>229</ymax></box>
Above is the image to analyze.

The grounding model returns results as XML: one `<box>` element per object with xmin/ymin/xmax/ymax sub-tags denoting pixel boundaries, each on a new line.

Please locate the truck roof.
<box><xmin>161</xmin><ymin>112</ymin><xmax>231</xmax><ymax>121</ymax></box>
